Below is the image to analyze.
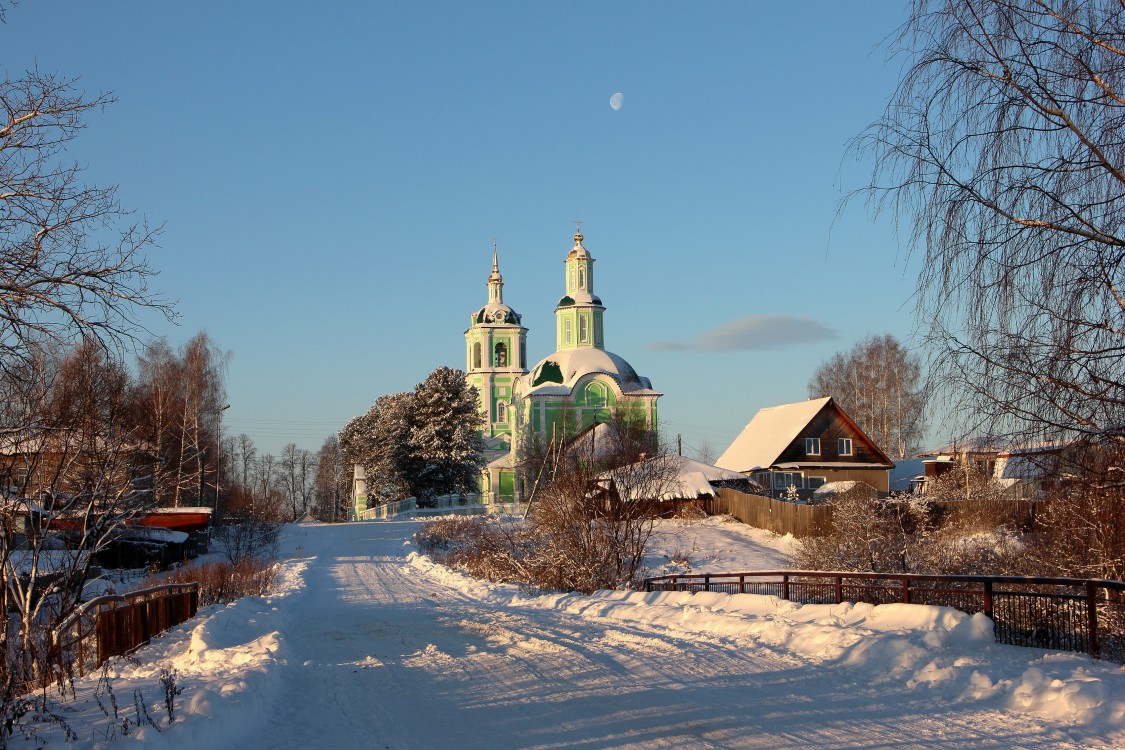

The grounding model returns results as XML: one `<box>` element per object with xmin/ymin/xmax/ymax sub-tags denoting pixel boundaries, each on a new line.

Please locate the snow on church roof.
<box><xmin>471</xmin><ymin>302</ymin><xmax>522</xmax><ymax>326</ymax></box>
<box><xmin>524</xmin><ymin>347</ymin><xmax>658</xmax><ymax>395</ymax></box>
<box><xmin>716</xmin><ymin>397</ymin><xmax>832</xmax><ymax>473</ymax></box>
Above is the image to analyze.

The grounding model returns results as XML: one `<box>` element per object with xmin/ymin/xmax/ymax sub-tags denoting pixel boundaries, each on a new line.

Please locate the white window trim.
<box><xmin>838</xmin><ymin>438</ymin><xmax>854</xmax><ymax>457</ymax></box>
<box><xmin>772</xmin><ymin>471</ymin><xmax>804</xmax><ymax>490</ymax></box>
<box><xmin>805</xmin><ymin>437</ymin><xmax>820</xmax><ymax>456</ymax></box>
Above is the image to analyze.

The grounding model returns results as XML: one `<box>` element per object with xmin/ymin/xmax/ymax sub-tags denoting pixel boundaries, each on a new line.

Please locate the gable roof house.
<box><xmin>715</xmin><ymin>397</ymin><xmax>895</xmax><ymax>499</ymax></box>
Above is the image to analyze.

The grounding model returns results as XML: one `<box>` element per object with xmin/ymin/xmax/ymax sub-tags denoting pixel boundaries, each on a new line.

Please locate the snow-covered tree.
<box><xmin>341</xmin><ymin>368</ymin><xmax>484</xmax><ymax>504</ymax></box>
<box><xmin>409</xmin><ymin>367</ymin><xmax>485</xmax><ymax>501</ymax></box>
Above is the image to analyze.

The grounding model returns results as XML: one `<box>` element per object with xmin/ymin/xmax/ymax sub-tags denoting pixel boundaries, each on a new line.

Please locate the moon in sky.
<box><xmin>609</xmin><ymin>92</ymin><xmax>624</xmax><ymax>111</ymax></box>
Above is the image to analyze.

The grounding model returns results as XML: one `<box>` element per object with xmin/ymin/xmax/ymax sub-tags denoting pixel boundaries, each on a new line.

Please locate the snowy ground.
<box><xmin>17</xmin><ymin>519</ymin><xmax>1125</xmax><ymax>749</ymax></box>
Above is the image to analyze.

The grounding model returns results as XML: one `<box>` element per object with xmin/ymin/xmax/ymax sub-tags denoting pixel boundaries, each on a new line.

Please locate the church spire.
<box><xmin>488</xmin><ymin>239</ymin><xmax>503</xmax><ymax>304</ymax></box>
<box><xmin>556</xmin><ymin>227</ymin><xmax>605</xmax><ymax>350</ymax></box>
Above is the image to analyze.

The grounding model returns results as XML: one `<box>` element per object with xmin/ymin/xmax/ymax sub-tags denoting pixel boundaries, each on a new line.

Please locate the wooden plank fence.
<box><xmin>706</xmin><ymin>487</ymin><xmax>828</xmax><ymax>537</ymax></box>
<box><xmin>51</xmin><ymin>582</ymin><xmax>200</xmax><ymax>678</ymax></box>
<box><xmin>707</xmin><ymin>488</ymin><xmax>1045</xmax><ymax>538</ymax></box>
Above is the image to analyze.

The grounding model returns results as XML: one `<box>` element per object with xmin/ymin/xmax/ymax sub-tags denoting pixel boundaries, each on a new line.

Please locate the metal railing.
<box><xmin>359</xmin><ymin>497</ymin><xmax>418</xmax><ymax>520</ymax></box>
<box><xmin>643</xmin><ymin>571</ymin><xmax>1125</xmax><ymax>660</ymax></box>
<box><xmin>359</xmin><ymin>494</ymin><xmax>523</xmax><ymax>520</ymax></box>
<box><xmin>51</xmin><ymin>582</ymin><xmax>200</xmax><ymax>677</ymax></box>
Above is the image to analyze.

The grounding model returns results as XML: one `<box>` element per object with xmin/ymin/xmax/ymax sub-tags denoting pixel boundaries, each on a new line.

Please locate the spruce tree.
<box><xmin>409</xmin><ymin>367</ymin><xmax>485</xmax><ymax>501</ymax></box>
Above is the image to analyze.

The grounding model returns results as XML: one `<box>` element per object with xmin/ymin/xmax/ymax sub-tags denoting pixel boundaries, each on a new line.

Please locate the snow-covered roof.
<box><xmin>598</xmin><ymin>455</ymin><xmax>762</xmax><ymax>501</ymax></box>
<box><xmin>470</xmin><ymin>302</ymin><xmax>523</xmax><ymax>327</ymax></box>
<box><xmin>487</xmin><ymin>451</ymin><xmax>515</xmax><ymax>469</ymax></box>
<box><xmin>995</xmin><ymin>453</ymin><xmax>1054</xmax><ymax>483</ymax></box>
<box><xmin>0</xmin><ymin>429</ymin><xmax>156</xmax><ymax>457</ymax></box>
<box><xmin>523</xmin><ymin>347</ymin><xmax>656</xmax><ymax>396</ymax></box>
<box><xmin>152</xmin><ymin>507</ymin><xmax>213</xmax><ymax>515</ymax></box>
<box><xmin>8</xmin><ymin>550</ymin><xmax>90</xmax><ymax>576</ymax></box>
<box><xmin>716</xmin><ymin>398</ymin><xmax>831</xmax><ymax>473</ymax></box>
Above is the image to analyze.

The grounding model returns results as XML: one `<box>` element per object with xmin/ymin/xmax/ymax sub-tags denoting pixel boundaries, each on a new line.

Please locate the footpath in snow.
<box><xmin>19</xmin><ymin>519</ymin><xmax>1125</xmax><ymax>749</ymax></box>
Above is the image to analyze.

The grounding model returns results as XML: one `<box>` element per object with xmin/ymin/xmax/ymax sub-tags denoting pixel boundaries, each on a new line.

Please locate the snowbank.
<box><xmin>406</xmin><ymin>546</ymin><xmax>1125</xmax><ymax>733</ymax></box>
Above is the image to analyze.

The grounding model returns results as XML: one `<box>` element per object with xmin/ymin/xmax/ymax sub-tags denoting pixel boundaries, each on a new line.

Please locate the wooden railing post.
<box><xmin>902</xmin><ymin>577</ymin><xmax>911</xmax><ymax>605</ymax></box>
<box><xmin>982</xmin><ymin>580</ymin><xmax>993</xmax><ymax>620</ymax></box>
<box><xmin>704</xmin><ymin>574</ymin><xmax>711</xmax><ymax>592</ymax></box>
<box><xmin>782</xmin><ymin>574</ymin><xmax>789</xmax><ymax>602</ymax></box>
<box><xmin>835</xmin><ymin>576</ymin><xmax>842</xmax><ymax>604</ymax></box>
<box><xmin>1086</xmin><ymin>581</ymin><xmax>1100</xmax><ymax>659</ymax></box>
<box><xmin>739</xmin><ymin>575</ymin><xmax>745</xmax><ymax>594</ymax></box>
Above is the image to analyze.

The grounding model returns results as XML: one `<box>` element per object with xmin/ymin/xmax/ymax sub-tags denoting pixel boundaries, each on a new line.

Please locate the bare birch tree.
<box><xmin>808</xmin><ymin>334</ymin><xmax>925</xmax><ymax>458</ymax></box>
<box><xmin>852</xmin><ymin>0</ymin><xmax>1125</xmax><ymax>459</ymax></box>
<box><xmin>0</xmin><ymin>71</ymin><xmax>172</xmax><ymax>378</ymax></box>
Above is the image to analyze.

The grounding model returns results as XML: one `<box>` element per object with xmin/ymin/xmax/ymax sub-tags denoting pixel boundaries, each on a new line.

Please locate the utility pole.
<box><xmin>677</xmin><ymin>433</ymin><xmax>682</xmax><ymax>457</ymax></box>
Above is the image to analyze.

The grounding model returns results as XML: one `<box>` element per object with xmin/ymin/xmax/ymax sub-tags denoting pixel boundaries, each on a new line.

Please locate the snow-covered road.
<box><xmin>35</xmin><ymin>520</ymin><xmax>1124</xmax><ymax>749</ymax></box>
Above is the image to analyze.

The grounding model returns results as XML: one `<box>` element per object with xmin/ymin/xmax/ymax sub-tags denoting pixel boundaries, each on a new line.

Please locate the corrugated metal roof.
<box><xmin>715</xmin><ymin>397</ymin><xmax>831</xmax><ymax>473</ymax></box>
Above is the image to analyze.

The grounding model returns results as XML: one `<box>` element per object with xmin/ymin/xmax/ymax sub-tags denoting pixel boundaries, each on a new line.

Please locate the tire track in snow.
<box><xmin>226</xmin><ymin>522</ymin><xmax>1108</xmax><ymax>750</ymax></box>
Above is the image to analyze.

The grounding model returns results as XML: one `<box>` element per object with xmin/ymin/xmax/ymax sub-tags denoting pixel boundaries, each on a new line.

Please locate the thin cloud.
<box><xmin>649</xmin><ymin>314</ymin><xmax>838</xmax><ymax>352</ymax></box>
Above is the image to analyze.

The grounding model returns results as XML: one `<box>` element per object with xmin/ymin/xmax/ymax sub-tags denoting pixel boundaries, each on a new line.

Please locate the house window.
<box><xmin>579</xmin><ymin>316</ymin><xmax>589</xmax><ymax>342</ymax></box>
<box><xmin>807</xmin><ymin>477</ymin><xmax>826</xmax><ymax>490</ymax></box>
<box><xmin>805</xmin><ymin>437</ymin><xmax>820</xmax><ymax>456</ymax></box>
<box><xmin>772</xmin><ymin>471</ymin><xmax>803</xmax><ymax>490</ymax></box>
<box><xmin>564</xmin><ymin>319</ymin><xmax>572</xmax><ymax>344</ymax></box>
<box><xmin>494</xmin><ymin>342</ymin><xmax>507</xmax><ymax>367</ymax></box>
<box><xmin>838</xmin><ymin>438</ymin><xmax>853</xmax><ymax>457</ymax></box>
<box><xmin>473</xmin><ymin>342</ymin><xmax>481</xmax><ymax>370</ymax></box>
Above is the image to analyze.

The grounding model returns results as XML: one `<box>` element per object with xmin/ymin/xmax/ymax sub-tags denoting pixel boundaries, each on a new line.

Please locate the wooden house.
<box><xmin>716</xmin><ymin>397</ymin><xmax>894</xmax><ymax>499</ymax></box>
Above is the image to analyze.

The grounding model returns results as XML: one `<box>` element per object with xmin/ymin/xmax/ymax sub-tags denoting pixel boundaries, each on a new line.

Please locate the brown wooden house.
<box><xmin>716</xmin><ymin>397</ymin><xmax>894</xmax><ymax>499</ymax></box>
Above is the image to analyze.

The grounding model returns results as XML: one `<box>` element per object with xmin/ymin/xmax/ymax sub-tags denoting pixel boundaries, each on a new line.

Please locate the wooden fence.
<box><xmin>51</xmin><ymin>582</ymin><xmax>200</xmax><ymax>678</ymax></box>
<box><xmin>644</xmin><ymin>570</ymin><xmax>1125</xmax><ymax>661</ymax></box>
<box><xmin>706</xmin><ymin>487</ymin><xmax>829</xmax><ymax>537</ymax></box>
<box><xmin>707</xmin><ymin>488</ymin><xmax>1045</xmax><ymax>538</ymax></box>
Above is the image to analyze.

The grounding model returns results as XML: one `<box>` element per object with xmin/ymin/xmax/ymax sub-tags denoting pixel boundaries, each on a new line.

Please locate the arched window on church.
<box><xmin>473</xmin><ymin>342</ymin><xmax>481</xmax><ymax>370</ymax></box>
<box><xmin>520</xmin><ymin>343</ymin><xmax>526</xmax><ymax>369</ymax></box>
<box><xmin>564</xmin><ymin>319</ymin><xmax>572</xmax><ymax>344</ymax></box>
<box><xmin>578</xmin><ymin>267</ymin><xmax>586</xmax><ymax>289</ymax></box>
<box><xmin>495</xmin><ymin>341</ymin><xmax>508</xmax><ymax>367</ymax></box>
<box><xmin>497</xmin><ymin>401</ymin><xmax>507</xmax><ymax>423</ymax></box>
<box><xmin>579</xmin><ymin>316</ymin><xmax>588</xmax><ymax>343</ymax></box>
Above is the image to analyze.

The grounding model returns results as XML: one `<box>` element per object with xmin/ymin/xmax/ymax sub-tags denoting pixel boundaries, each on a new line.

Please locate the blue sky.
<box><xmin>3</xmin><ymin>2</ymin><xmax>922</xmax><ymax>458</ymax></box>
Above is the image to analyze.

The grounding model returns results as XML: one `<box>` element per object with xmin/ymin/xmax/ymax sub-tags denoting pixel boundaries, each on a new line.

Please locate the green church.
<box><xmin>466</xmin><ymin>229</ymin><xmax>661</xmax><ymax>504</ymax></box>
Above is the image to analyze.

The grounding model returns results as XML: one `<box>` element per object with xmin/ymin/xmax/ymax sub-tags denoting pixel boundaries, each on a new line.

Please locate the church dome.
<box><xmin>526</xmin><ymin>347</ymin><xmax>654</xmax><ymax>393</ymax></box>
<box><xmin>556</xmin><ymin>292</ymin><xmax>602</xmax><ymax>308</ymax></box>
<box><xmin>566</xmin><ymin>229</ymin><xmax>591</xmax><ymax>261</ymax></box>
<box><xmin>473</xmin><ymin>302</ymin><xmax>521</xmax><ymax>325</ymax></box>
